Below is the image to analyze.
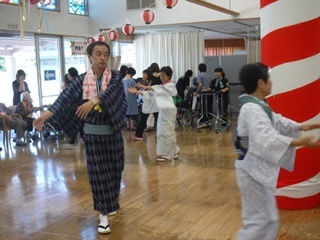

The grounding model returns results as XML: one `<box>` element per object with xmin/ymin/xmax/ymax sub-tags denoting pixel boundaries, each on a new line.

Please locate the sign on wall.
<box><xmin>71</xmin><ymin>41</ymin><xmax>87</xmax><ymax>55</ymax></box>
<box><xmin>44</xmin><ymin>70</ymin><xmax>56</xmax><ymax>81</ymax></box>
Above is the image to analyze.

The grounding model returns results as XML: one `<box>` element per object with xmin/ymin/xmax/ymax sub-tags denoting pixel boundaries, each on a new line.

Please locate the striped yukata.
<box><xmin>48</xmin><ymin>70</ymin><xmax>127</xmax><ymax>215</ymax></box>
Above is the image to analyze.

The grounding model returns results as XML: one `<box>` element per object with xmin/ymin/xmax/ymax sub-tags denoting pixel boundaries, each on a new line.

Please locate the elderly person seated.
<box><xmin>0</xmin><ymin>102</ymin><xmax>28</xmax><ymax>146</ymax></box>
<box><xmin>15</xmin><ymin>92</ymin><xmax>41</xmax><ymax>142</ymax></box>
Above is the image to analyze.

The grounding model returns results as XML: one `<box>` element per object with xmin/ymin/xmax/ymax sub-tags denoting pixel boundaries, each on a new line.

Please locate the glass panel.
<box><xmin>68</xmin><ymin>0</ymin><xmax>87</xmax><ymax>15</ymax></box>
<box><xmin>127</xmin><ymin>0</ymin><xmax>140</xmax><ymax>10</ymax></box>
<box><xmin>0</xmin><ymin>0</ymin><xmax>19</xmax><ymax>4</ymax></box>
<box><xmin>37</xmin><ymin>0</ymin><xmax>58</xmax><ymax>11</ymax></box>
<box><xmin>63</xmin><ymin>37</ymin><xmax>88</xmax><ymax>81</ymax></box>
<box><xmin>0</xmin><ymin>35</ymin><xmax>39</xmax><ymax>107</ymax></box>
<box><xmin>141</xmin><ymin>0</ymin><xmax>155</xmax><ymax>8</ymax></box>
<box><xmin>38</xmin><ymin>36</ymin><xmax>62</xmax><ymax>105</ymax></box>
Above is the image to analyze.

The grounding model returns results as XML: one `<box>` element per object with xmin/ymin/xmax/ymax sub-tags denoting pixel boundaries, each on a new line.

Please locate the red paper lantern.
<box><xmin>141</xmin><ymin>9</ymin><xmax>155</xmax><ymax>25</ymax></box>
<box><xmin>107</xmin><ymin>30</ymin><xmax>118</xmax><ymax>41</ymax></box>
<box><xmin>98</xmin><ymin>35</ymin><xmax>105</xmax><ymax>42</ymax></box>
<box><xmin>122</xmin><ymin>24</ymin><xmax>135</xmax><ymax>35</ymax></box>
<box><xmin>30</xmin><ymin>0</ymin><xmax>41</xmax><ymax>5</ymax></box>
<box><xmin>87</xmin><ymin>37</ymin><xmax>95</xmax><ymax>44</ymax></box>
<box><xmin>162</xmin><ymin>0</ymin><xmax>178</xmax><ymax>9</ymax></box>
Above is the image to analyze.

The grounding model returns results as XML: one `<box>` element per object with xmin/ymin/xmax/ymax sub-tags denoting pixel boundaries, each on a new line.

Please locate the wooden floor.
<box><xmin>0</xmin><ymin>127</ymin><xmax>319</xmax><ymax>240</ymax></box>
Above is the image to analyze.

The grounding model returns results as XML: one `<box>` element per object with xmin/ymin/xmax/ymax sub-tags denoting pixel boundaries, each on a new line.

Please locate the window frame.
<box><xmin>67</xmin><ymin>0</ymin><xmax>89</xmax><ymax>16</ymax></box>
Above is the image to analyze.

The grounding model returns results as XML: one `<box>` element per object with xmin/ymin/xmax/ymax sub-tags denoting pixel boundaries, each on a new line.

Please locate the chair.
<box><xmin>0</xmin><ymin>109</ymin><xmax>23</xmax><ymax>147</ymax></box>
<box><xmin>0</xmin><ymin>115</ymin><xmax>14</xmax><ymax>147</ymax></box>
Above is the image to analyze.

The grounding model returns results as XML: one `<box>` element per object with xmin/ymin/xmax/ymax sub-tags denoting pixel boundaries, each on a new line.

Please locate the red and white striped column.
<box><xmin>260</xmin><ymin>0</ymin><xmax>320</xmax><ymax>209</ymax></box>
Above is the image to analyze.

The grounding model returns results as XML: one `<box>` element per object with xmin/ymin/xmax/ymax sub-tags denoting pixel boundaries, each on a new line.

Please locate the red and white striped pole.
<box><xmin>260</xmin><ymin>0</ymin><xmax>320</xmax><ymax>209</ymax></box>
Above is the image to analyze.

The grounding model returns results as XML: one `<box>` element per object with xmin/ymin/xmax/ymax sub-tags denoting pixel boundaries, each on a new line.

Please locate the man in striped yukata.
<box><xmin>34</xmin><ymin>41</ymin><xmax>127</xmax><ymax>234</ymax></box>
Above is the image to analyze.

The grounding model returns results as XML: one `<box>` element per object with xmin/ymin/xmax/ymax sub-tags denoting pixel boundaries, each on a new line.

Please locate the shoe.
<box><xmin>157</xmin><ymin>156</ymin><xmax>171</xmax><ymax>162</ymax></box>
<box><xmin>12</xmin><ymin>137</ymin><xmax>17</xmax><ymax>143</ymax></box>
<box><xmin>173</xmin><ymin>148</ymin><xmax>180</xmax><ymax>159</ymax></box>
<box><xmin>0</xmin><ymin>147</ymin><xmax>2</xmax><ymax>151</ymax></box>
<box><xmin>219</xmin><ymin>125</ymin><xmax>227</xmax><ymax>131</ymax></box>
<box><xmin>61</xmin><ymin>143</ymin><xmax>78</xmax><ymax>149</ymax></box>
<box><xmin>144</xmin><ymin>127</ymin><xmax>152</xmax><ymax>132</ymax></box>
<box><xmin>26</xmin><ymin>134</ymin><xmax>32</xmax><ymax>143</ymax></box>
<box><xmin>98</xmin><ymin>214</ymin><xmax>111</xmax><ymax>234</ymax></box>
<box><xmin>16</xmin><ymin>140</ymin><xmax>27</xmax><ymax>146</ymax></box>
<box><xmin>108</xmin><ymin>211</ymin><xmax>116</xmax><ymax>216</ymax></box>
<box><xmin>98</xmin><ymin>224</ymin><xmax>111</xmax><ymax>234</ymax></box>
<box><xmin>132</xmin><ymin>135</ymin><xmax>143</xmax><ymax>141</ymax></box>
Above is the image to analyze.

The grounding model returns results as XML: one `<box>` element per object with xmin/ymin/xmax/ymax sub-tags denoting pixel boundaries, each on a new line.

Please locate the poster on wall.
<box><xmin>71</xmin><ymin>41</ymin><xmax>87</xmax><ymax>55</ymax></box>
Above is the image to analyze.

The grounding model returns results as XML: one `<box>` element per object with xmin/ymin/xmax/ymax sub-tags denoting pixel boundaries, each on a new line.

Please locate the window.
<box><xmin>0</xmin><ymin>0</ymin><xmax>19</xmax><ymax>4</ymax></box>
<box><xmin>68</xmin><ymin>0</ymin><xmax>88</xmax><ymax>16</ymax></box>
<box><xmin>127</xmin><ymin>0</ymin><xmax>155</xmax><ymax>10</ymax></box>
<box><xmin>37</xmin><ymin>0</ymin><xmax>59</xmax><ymax>11</ymax></box>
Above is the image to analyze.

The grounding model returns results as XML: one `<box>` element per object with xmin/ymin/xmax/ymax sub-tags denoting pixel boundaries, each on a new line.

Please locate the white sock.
<box><xmin>99</xmin><ymin>214</ymin><xmax>109</xmax><ymax>226</ymax></box>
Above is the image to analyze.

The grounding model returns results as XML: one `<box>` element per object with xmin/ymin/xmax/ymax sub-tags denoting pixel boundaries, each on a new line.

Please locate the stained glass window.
<box><xmin>68</xmin><ymin>0</ymin><xmax>88</xmax><ymax>16</ymax></box>
<box><xmin>37</xmin><ymin>0</ymin><xmax>59</xmax><ymax>11</ymax></box>
<box><xmin>0</xmin><ymin>0</ymin><xmax>19</xmax><ymax>4</ymax></box>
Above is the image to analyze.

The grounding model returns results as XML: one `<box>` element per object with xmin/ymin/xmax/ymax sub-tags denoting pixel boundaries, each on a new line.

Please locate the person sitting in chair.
<box><xmin>15</xmin><ymin>92</ymin><xmax>40</xmax><ymax>142</ymax></box>
<box><xmin>0</xmin><ymin>102</ymin><xmax>28</xmax><ymax>146</ymax></box>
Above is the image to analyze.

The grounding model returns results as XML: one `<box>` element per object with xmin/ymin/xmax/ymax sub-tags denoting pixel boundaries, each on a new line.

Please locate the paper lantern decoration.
<box><xmin>30</xmin><ymin>0</ymin><xmax>41</xmax><ymax>5</ymax></box>
<box><xmin>87</xmin><ymin>37</ymin><xmax>95</xmax><ymax>44</ymax></box>
<box><xmin>107</xmin><ymin>30</ymin><xmax>118</xmax><ymax>41</ymax></box>
<box><xmin>98</xmin><ymin>34</ymin><xmax>105</xmax><ymax>42</ymax></box>
<box><xmin>162</xmin><ymin>0</ymin><xmax>178</xmax><ymax>9</ymax></box>
<box><xmin>122</xmin><ymin>24</ymin><xmax>135</xmax><ymax>35</ymax></box>
<box><xmin>141</xmin><ymin>9</ymin><xmax>155</xmax><ymax>25</ymax></box>
<box><xmin>43</xmin><ymin>0</ymin><xmax>52</xmax><ymax>6</ymax></box>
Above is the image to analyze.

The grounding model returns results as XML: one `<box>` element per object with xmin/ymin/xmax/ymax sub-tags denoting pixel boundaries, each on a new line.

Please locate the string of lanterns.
<box><xmin>87</xmin><ymin>0</ymin><xmax>179</xmax><ymax>43</ymax></box>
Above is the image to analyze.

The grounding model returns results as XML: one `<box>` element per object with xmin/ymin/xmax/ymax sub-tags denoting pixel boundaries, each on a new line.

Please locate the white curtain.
<box><xmin>133</xmin><ymin>31</ymin><xmax>204</xmax><ymax>82</ymax></box>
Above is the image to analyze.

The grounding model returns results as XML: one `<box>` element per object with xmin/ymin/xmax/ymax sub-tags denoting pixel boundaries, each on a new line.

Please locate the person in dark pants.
<box><xmin>132</xmin><ymin>69</ymin><xmax>158</xmax><ymax>141</ymax></box>
<box><xmin>34</xmin><ymin>41</ymin><xmax>127</xmax><ymax>234</ymax></box>
<box><xmin>176</xmin><ymin>70</ymin><xmax>193</xmax><ymax>100</ymax></box>
<box><xmin>206</xmin><ymin>68</ymin><xmax>230</xmax><ymax>130</ymax></box>
<box><xmin>12</xmin><ymin>69</ymin><xmax>30</xmax><ymax>105</ymax></box>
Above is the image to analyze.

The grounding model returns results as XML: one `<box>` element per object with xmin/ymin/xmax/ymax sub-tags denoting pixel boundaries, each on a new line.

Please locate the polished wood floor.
<box><xmin>0</xmin><ymin>127</ymin><xmax>319</xmax><ymax>240</ymax></box>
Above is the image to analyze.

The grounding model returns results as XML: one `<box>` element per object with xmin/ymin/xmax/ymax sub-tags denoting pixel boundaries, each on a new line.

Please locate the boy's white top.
<box><xmin>236</xmin><ymin>102</ymin><xmax>301</xmax><ymax>190</ymax></box>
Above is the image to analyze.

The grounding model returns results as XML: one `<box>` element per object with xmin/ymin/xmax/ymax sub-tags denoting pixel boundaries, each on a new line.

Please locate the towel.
<box><xmin>83</xmin><ymin>67</ymin><xmax>111</xmax><ymax>100</ymax></box>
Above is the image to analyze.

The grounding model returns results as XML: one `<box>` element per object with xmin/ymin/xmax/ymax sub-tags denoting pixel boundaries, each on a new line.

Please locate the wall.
<box><xmin>89</xmin><ymin>0</ymin><xmax>260</xmax><ymax>33</ymax></box>
<box><xmin>0</xmin><ymin>0</ymin><xmax>91</xmax><ymax>37</ymax></box>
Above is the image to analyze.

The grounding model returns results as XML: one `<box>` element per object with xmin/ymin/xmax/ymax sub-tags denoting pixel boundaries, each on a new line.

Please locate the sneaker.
<box><xmin>132</xmin><ymin>135</ymin><xmax>143</xmax><ymax>141</ymax></box>
<box><xmin>61</xmin><ymin>143</ymin><xmax>78</xmax><ymax>149</ymax></box>
<box><xmin>16</xmin><ymin>140</ymin><xmax>27</xmax><ymax>146</ymax></box>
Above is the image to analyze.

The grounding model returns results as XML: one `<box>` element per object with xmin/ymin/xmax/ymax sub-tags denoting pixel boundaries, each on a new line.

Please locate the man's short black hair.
<box><xmin>86</xmin><ymin>41</ymin><xmax>110</xmax><ymax>56</ymax></box>
<box><xmin>239</xmin><ymin>63</ymin><xmax>269</xmax><ymax>94</ymax></box>
<box><xmin>198</xmin><ymin>63</ymin><xmax>206</xmax><ymax>72</ymax></box>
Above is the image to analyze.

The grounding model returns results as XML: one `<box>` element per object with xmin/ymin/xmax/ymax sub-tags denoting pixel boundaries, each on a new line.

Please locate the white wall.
<box><xmin>89</xmin><ymin>0</ymin><xmax>260</xmax><ymax>32</ymax></box>
<box><xmin>0</xmin><ymin>0</ymin><xmax>91</xmax><ymax>37</ymax></box>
